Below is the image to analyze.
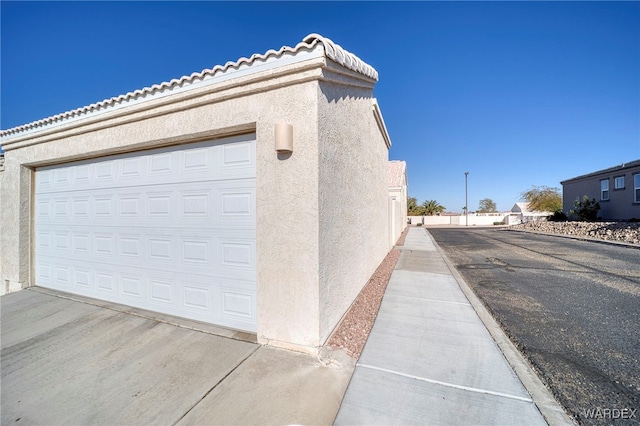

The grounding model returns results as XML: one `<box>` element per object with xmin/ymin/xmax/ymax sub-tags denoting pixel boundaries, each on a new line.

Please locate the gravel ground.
<box><xmin>395</xmin><ymin>224</ymin><xmax>409</xmax><ymax>246</ymax></box>
<box><xmin>325</xmin><ymin>226</ymin><xmax>408</xmax><ymax>359</ymax></box>
<box><xmin>511</xmin><ymin>221</ymin><xmax>640</xmax><ymax>245</ymax></box>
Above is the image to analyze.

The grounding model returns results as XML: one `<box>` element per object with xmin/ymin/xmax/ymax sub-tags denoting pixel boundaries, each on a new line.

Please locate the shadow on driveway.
<box><xmin>1</xmin><ymin>289</ymin><xmax>353</xmax><ymax>425</ymax></box>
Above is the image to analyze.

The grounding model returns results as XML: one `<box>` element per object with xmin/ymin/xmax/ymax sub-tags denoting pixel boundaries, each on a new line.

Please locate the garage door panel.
<box><xmin>36</xmin><ymin>199</ymin><xmax>52</xmax><ymax>221</ymax></box>
<box><xmin>120</xmin><ymin>273</ymin><xmax>145</xmax><ymax>301</ymax></box>
<box><xmin>220</xmin><ymin>241</ymin><xmax>254</xmax><ymax>268</ymax></box>
<box><xmin>36</xmin><ymin>261</ymin><xmax>53</xmax><ymax>286</ymax></box>
<box><xmin>36</xmin><ymin>258</ymin><xmax>258</xmax><ymax>331</ymax></box>
<box><xmin>37</xmin><ymin>138</ymin><xmax>255</xmax><ymax>194</ymax></box>
<box><xmin>53</xmin><ymin>230</ymin><xmax>72</xmax><ymax>253</ymax></box>
<box><xmin>118</xmin><ymin>233</ymin><xmax>145</xmax><ymax>260</ymax></box>
<box><xmin>95</xmin><ymin>269</ymin><xmax>116</xmax><ymax>293</ymax></box>
<box><xmin>116</xmin><ymin>193</ymin><xmax>144</xmax><ymax>218</ymax></box>
<box><xmin>35</xmin><ymin>135</ymin><xmax>257</xmax><ymax>332</ymax></box>
<box><xmin>180</xmin><ymin>235</ymin><xmax>214</xmax><ymax>266</ymax></box>
<box><xmin>182</xmin><ymin>284</ymin><xmax>211</xmax><ymax>312</ymax></box>
<box><xmin>72</xmin><ymin>196</ymin><xmax>91</xmax><ymax>219</ymax></box>
<box><xmin>54</xmin><ymin>264</ymin><xmax>72</xmax><ymax>289</ymax></box>
<box><xmin>36</xmin><ymin>230</ymin><xmax>53</xmax><ymax>251</ymax></box>
<box><xmin>221</xmin><ymin>287</ymin><xmax>255</xmax><ymax>321</ymax></box>
<box><xmin>36</xmin><ymin>169</ymin><xmax>53</xmax><ymax>191</ymax></box>
<box><xmin>216</xmin><ymin>186</ymin><xmax>256</xmax><ymax>228</ymax></box>
<box><xmin>36</xmin><ymin>181</ymin><xmax>256</xmax><ymax>229</ymax></box>
<box><xmin>38</xmin><ymin>229</ymin><xmax>256</xmax><ymax>281</ymax></box>
<box><xmin>148</xmin><ymin>276</ymin><xmax>178</xmax><ymax>307</ymax></box>
<box><xmin>53</xmin><ymin>197</ymin><xmax>71</xmax><ymax>220</ymax></box>
<box><xmin>73</xmin><ymin>267</ymin><xmax>92</xmax><ymax>291</ymax></box>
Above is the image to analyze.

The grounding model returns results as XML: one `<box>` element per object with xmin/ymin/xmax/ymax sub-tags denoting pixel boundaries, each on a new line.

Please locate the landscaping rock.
<box><xmin>511</xmin><ymin>221</ymin><xmax>640</xmax><ymax>245</ymax></box>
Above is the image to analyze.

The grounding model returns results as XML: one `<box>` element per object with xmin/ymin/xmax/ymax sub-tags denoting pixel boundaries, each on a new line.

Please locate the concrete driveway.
<box><xmin>1</xmin><ymin>288</ymin><xmax>354</xmax><ymax>425</ymax></box>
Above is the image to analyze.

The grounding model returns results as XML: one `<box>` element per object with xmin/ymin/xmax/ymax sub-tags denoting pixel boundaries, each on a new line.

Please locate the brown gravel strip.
<box><xmin>395</xmin><ymin>225</ymin><xmax>410</xmax><ymax>246</ymax></box>
<box><xmin>325</xmin><ymin>248</ymin><xmax>401</xmax><ymax>359</ymax></box>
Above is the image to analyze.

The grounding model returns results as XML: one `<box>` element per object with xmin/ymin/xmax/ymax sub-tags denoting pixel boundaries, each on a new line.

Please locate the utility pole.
<box><xmin>465</xmin><ymin>172</ymin><xmax>469</xmax><ymax>227</ymax></box>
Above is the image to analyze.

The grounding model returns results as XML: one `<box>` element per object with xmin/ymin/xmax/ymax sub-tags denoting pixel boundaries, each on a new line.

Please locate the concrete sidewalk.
<box><xmin>335</xmin><ymin>227</ymin><xmax>571</xmax><ymax>425</ymax></box>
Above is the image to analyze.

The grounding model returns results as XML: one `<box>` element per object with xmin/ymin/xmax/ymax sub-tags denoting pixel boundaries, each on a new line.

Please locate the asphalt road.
<box><xmin>428</xmin><ymin>227</ymin><xmax>640</xmax><ymax>426</ymax></box>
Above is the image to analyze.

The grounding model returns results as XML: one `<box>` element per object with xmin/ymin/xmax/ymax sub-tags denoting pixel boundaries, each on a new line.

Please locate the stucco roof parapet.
<box><xmin>1</xmin><ymin>34</ymin><xmax>377</xmax><ymax>140</ymax></box>
<box><xmin>388</xmin><ymin>161</ymin><xmax>406</xmax><ymax>187</ymax></box>
<box><xmin>303</xmin><ymin>34</ymin><xmax>378</xmax><ymax>81</ymax></box>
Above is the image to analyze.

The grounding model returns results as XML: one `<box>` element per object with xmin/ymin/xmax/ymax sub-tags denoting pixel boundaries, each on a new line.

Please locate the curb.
<box><xmin>424</xmin><ymin>229</ymin><xmax>576</xmax><ymax>426</ymax></box>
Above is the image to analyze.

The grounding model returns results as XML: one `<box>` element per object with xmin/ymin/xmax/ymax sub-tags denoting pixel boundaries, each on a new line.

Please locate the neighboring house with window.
<box><xmin>561</xmin><ymin>160</ymin><xmax>640</xmax><ymax>221</ymax></box>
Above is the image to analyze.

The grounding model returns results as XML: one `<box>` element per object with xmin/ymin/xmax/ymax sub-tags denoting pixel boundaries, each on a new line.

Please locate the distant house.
<box><xmin>561</xmin><ymin>160</ymin><xmax>640</xmax><ymax>221</ymax></box>
<box><xmin>510</xmin><ymin>202</ymin><xmax>551</xmax><ymax>223</ymax></box>
<box><xmin>388</xmin><ymin>160</ymin><xmax>408</xmax><ymax>244</ymax></box>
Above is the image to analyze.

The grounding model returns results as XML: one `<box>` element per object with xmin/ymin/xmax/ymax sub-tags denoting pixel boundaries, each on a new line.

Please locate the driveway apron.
<box><xmin>1</xmin><ymin>288</ymin><xmax>354</xmax><ymax>425</ymax></box>
<box><xmin>1</xmin><ymin>289</ymin><xmax>257</xmax><ymax>425</ymax></box>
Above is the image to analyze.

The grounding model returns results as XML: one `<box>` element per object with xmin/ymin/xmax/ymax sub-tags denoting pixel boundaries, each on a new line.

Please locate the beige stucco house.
<box><xmin>388</xmin><ymin>160</ymin><xmax>408</xmax><ymax>244</ymax></box>
<box><xmin>0</xmin><ymin>34</ymin><xmax>395</xmax><ymax>353</ymax></box>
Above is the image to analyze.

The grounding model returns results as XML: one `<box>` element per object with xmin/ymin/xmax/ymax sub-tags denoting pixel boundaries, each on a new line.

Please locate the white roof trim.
<box><xmin>1</xmin><ymin>34</ymin><xmax>377</xmax><ymax>141</ymax></box>
<box><xmin>373</xmin><ymin>99</ymin><xmax>392</xmax><ymax>149</ymax></box>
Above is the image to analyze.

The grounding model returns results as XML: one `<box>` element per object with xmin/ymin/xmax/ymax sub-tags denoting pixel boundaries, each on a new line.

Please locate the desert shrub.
<box><xmin>548</xmin><ymin>211</ymin><xmax>568</xmax><ymax>222</ymax></box>
<box><xmin>570</xmin><ymin>196</ymin><xmax>600</xmax><ymax>222</ymax></box>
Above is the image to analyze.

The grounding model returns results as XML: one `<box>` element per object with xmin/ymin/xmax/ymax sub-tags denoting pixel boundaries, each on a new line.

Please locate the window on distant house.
<box><xmin>635</xmin><ymin>174</ymin><xmax>640</xmax><ymax>203</ymax></box>
<box><xmin>614</xmin><ymin>176</ymin><xmax>625</xmax><ymax>189</ymax></box>
<box><xmin>601</xmin><ymin>179</ymin><xmax>609</xmax><ymax>201</ymax></box>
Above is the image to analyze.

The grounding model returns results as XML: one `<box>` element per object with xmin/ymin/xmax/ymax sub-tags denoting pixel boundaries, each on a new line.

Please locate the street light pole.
<box><xmin>465</xmin><ymin>172</ymin><xmax>469</xmax><ymax>227</ymax></box>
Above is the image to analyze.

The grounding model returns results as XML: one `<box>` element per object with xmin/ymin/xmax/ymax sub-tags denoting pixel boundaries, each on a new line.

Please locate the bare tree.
<box><xmin>520</xmin><ymin>186</ymin><xmax>562</xmax><ymax>212</ymax></box>
<box><xmin>477</xmin><ymin>198</ymin><xmax>497</xmax><ymax>213</ymax></box>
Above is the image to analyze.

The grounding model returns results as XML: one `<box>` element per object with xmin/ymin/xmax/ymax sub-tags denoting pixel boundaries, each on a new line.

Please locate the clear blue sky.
<box><xmin>2</xmin><ymin>1</ymin><xmax>639</xmax><ymax>212</ymax></box>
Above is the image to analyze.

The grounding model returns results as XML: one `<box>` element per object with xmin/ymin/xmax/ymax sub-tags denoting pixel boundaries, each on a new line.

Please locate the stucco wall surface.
<box><xmin>316</xmin><ymin>80</ymin><xmax>390</xmax><ymax>343</ymax></box>
<box><xmin>0</xmin><ymin>163</ymin><xmax>31</xmax><ymax>295</ymax></box>
<box><xmin>389</xmin><ymin>187</ymin><xmax>407</xmax><ymax>244</ymax></box>
<box><xmin>390</xmin><ymin>196</ymin><xmax>405</xmax><ymax>245</ymax></box>
<box><xmin>0</xmin><ymin>62</ymin><xmax>327</xmax><ymax>348</ymax></box>
<box><xmin>0</xmin><ymin>45</ymin><xmax>393</xmax><ymax>352</ymax></box>
<box><xmin>562</xmin><ymin>179</ymin><xmax>593</xmax><ymax>217</ymax></box>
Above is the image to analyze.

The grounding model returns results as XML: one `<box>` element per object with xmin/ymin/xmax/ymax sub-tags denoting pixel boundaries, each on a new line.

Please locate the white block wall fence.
<box><xmin>0</xmin><ymin>34</ymin><xmax>395</xmax><ymax>352</ymax></box>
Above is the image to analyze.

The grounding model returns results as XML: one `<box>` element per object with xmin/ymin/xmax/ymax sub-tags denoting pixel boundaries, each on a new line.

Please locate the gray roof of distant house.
<box><xmin>561</xmin><ymin>159</ymin><xmax>640</xmax><ymax>184</ymax></box>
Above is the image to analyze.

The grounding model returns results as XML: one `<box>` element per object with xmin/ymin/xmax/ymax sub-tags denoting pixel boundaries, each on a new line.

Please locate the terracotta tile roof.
<box><xmin>389</xmin><ymin>160</ymin><xmax>406</xmax><ymax>188</ymax></box>
<box><xmin>1</xmin><ymin>34</ymin><xmax>377</xmax><ymax>139</ymax></box>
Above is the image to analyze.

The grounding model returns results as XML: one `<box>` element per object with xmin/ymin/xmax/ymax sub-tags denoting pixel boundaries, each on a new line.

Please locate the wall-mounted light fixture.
<box><xmin>275</xmin><ymin>123</ymin><xmax>293</xmax><ymax>154</ymax></box>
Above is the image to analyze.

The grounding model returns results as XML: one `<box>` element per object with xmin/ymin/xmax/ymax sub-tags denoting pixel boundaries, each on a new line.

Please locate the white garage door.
<box><xmin>34</xmin><ymin>134</ymin><xmax>257</xmax><ymax>332</ymax></box>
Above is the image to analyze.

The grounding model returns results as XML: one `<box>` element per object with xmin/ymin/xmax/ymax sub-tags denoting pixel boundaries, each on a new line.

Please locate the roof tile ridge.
<box><xmin>1</xmin><ymin>34</ymin><xmax>373</xmax><ymax>138</ymax></box>
<box><xmin>303</xmin><ymin>33</ymin><xmax>378</xmax><ymax>81</ymax></box>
